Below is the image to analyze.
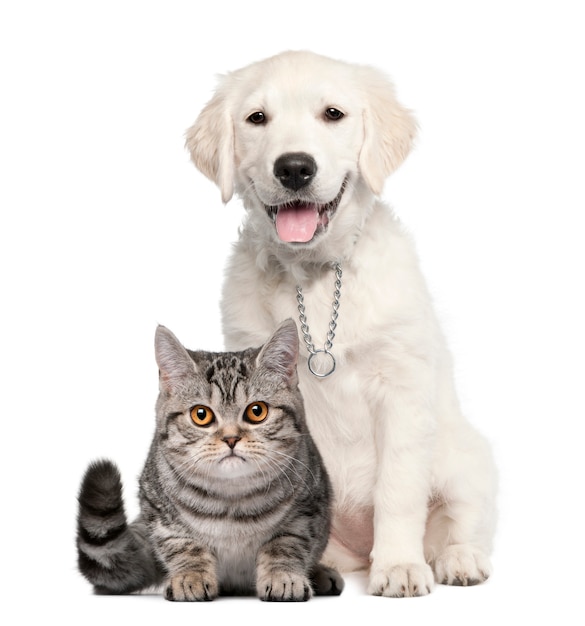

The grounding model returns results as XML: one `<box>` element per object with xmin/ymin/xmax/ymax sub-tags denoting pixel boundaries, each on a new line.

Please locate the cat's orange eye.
<box><xmin>244</xmin><ymin>401</ymin><xmax>269</xmax><ymax>424</ymax></box>
<box><xmin>190</xmin><ymin>405</ymin><xmax>215</xmax><ymax>427</ymax></box>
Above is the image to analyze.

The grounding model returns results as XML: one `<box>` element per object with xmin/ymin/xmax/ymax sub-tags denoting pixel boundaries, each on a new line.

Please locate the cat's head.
<box><xmin>153</xmin><ymin>319</ymin><xmax>305</xmax><ymax>484</ymax></box>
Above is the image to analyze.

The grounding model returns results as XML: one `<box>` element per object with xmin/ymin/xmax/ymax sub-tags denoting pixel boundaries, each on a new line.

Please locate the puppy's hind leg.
<box><xmin>425</xmin><ymin>502</ymin><xmax>493</xmax><ymax>586</ymax></box>
<box><xmin>425</xmin><ymin>432</ymin><xmax>497</xmax><ymax>586</ymax></box>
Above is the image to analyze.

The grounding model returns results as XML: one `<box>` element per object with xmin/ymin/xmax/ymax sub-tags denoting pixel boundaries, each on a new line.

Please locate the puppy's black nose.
<box><xmin>273</xmin><ymin>152</ymin><xmax>317</xmax><ymax>191</ymax></box>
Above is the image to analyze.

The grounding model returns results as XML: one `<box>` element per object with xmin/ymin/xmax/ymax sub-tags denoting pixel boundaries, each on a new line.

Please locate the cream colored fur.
<box><xmin>186</xmin><ymin>50</ymin><xmax>497</xmax><ymax>597</ymax></box>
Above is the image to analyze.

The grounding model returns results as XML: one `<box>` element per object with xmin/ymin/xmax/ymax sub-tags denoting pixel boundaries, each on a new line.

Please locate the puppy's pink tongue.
<box><xmin>275</xmin><ymin>204</ymin><xmax>319</xmax><ymax>243</ymax></box>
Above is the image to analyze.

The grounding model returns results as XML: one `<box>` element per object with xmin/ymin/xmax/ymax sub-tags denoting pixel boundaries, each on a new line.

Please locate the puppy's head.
<box><xmin>186</xmin><ymin>51</ymin><xmax>416</xmax><ymax>246</ymax></box>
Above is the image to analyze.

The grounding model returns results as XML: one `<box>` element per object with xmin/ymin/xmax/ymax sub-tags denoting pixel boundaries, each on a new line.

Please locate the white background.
<box><xmin>1</xmin><ymin>1</ymin><xmax>584</xmax><ymax>623</ymax></box>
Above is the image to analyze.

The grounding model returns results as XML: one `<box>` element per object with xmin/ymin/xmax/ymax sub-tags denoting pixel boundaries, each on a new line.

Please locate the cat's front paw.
<box><xmin>257</xmin><ymin>571</ymin><xmax>312</xmax><ymax>602</ymax></box>
<box><xmin>164</xmin><ymin>571</ymin><xmax>219</xmax><ymax>602</ymax></box>
<box><xmin>368</xmin><ymin>563</ymin><xmax>434</xmax><ymax>598</ymax></box>
<box><xmin>434</xmin><ymin>545</ymin><xmax>492</xmax><ymax>586</ymax></box>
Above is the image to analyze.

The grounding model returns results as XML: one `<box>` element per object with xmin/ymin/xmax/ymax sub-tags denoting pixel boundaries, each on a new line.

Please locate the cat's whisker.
<box><xmin>256</xmin><ymin>452</ymin><xmax>304</xmax><ymax>493</ymax></box>
<box><xmin>267</xmin><ymin>448</ymin><xmax>318</xmax><ymax>485</ymax></box>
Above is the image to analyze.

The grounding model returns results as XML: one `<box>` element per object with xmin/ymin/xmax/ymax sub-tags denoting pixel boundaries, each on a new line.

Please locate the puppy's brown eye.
<box><xmin>247</xmin><ymin>111</ymin><xmax>266</xmax><ymax>124</ymax></box>
<box><xmin>324</xmin><ymin>108</ymin><xmax>344</xmax><ymax>121</ymax></box>
<box><xmin>244</xmin><ymin>401</ymin><xmax>269</xmax><ymax>423</ymax></box>
<box><xmin>191</xmin><ymin>405</ymin><xmax>215</xmax><ymax>427</ymax></box>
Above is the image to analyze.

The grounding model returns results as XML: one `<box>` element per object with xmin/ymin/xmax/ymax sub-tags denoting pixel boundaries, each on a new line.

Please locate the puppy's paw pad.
<box><xmin>368</xmin><ymin>563</ymin><xmax>433</xmax><ymax>597</ymax></box>
<box><xmin>434</xmin><ymin>545</ymin><xmax>492</xmax><ymax>587</ymax></box>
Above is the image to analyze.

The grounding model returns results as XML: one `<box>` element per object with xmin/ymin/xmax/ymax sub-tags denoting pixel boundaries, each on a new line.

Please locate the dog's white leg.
<box><xmin>366</xmin><ymin>368</ymin><xmax>436</xmax><ymax>598</ymax></box>
<box><xmin>425</xmin><ymin>426</ymin><xmax>497</xmax><ymax>586</ymax></box>
<box><xmin>428</xmin><ymin>506</ymin><xmax>493</xmax><ymax>586</ymax></box>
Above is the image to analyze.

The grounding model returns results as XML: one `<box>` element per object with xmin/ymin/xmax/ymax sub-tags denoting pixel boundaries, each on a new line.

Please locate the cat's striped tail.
<box><xmin>76</xmin><ymin>459</ymin><xmax>162</xmax><ymax>594</ymax></box>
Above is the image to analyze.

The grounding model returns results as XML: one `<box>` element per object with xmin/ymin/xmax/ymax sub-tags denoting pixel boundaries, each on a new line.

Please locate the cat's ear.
<box><xmin>155</xmin><ymin>325</ymin><xmax>197</xmax><ymax>393</ymax></box>
<box><xmin>256</xmin><ymin>319</ymin><xmax>299</xmax><ymax>385</ymax></box>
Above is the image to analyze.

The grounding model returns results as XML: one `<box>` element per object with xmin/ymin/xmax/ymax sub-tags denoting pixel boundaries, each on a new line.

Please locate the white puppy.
<box><xmin>186</xmin><ymin>50</ymin><xmax>497</xmax><ymax>597</ymax></box>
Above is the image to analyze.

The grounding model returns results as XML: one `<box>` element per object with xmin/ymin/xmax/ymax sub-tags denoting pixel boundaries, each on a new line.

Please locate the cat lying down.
<box><xmin>77</xmin><ymin>320</ymin><xmax>343</xmax><ymax>601</ymax></box>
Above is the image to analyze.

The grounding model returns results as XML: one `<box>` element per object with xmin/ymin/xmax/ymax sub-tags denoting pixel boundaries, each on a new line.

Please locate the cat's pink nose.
<box><xmin>222</xmin><ymin>435</ymin><xmax>241</xmax><ymax>449</ymax></box>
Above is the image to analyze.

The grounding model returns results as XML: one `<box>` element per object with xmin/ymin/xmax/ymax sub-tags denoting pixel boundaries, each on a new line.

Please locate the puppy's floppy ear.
<box><xmin>358</xmin><ymin>68</ymin><xmax>417</xmax><ymax>196</ymax></box>
<box><xmin>185</xmin><ymin>81</ymin><xmax>234</xmax><ymax>203</ymax></box>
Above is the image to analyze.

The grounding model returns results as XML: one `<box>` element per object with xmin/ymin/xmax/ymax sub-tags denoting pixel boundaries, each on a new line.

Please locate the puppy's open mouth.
<box><xmin>265</xmin><ymin>179</ymin><xmax>347</xmax><ymax>243</ymax></box>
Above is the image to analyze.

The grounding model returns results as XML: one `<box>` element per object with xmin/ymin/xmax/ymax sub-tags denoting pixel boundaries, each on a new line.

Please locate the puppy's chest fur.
<box><xmin>223</xmin><ymin>207</ymin><xmax>435</xmax><ymax>503</ymax></box>
<box><xmin>257</xmin><ymin>272</ymin><xmax>394</xmax><ymax>495</ymax></box>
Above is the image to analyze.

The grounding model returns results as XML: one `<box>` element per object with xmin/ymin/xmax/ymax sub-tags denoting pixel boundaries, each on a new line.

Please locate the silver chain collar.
<box><xmin>296</xmin><ymin>263</ymin><xmax>342</xmax><ymax>378</ymax></box>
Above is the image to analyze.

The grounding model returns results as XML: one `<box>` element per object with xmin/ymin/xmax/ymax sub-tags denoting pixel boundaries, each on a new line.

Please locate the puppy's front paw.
<box><xmin>257</xmin><ymin>570</ymin><xmax>312</xmax><ymax>602</ymax></box>
<box><xmin>368</xmin><ymin>563</ymin><xmax>433</xmax><ymax>598</ymax></box>
<box><xmin>164</xmin><ymin>571</ymin><xmax>218</xmax><ymax>601</ymax></box>
<box><xmin>434</xmin><ymin>544</ymin><xmax>492</xmax><ymax>586</ymax></box>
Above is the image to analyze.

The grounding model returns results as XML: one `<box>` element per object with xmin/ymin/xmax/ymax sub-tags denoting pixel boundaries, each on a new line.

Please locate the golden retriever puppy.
<box><xmin>186</xmin><ymin>50</ymin><xmax>497</xmax><ymax>597</ymax></box>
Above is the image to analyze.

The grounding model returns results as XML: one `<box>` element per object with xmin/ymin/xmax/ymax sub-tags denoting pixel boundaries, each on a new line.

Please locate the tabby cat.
<box><xmin>76</xmin><ymin>319</ymin><xmax>342</xmax><ymax>601</ymax></box>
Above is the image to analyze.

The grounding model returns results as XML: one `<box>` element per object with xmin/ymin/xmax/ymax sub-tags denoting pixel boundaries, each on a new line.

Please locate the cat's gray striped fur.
<box><xmin>77</xmin><ymin>320</ymin><xmax>343</xmax><ymax>601</ymax></box>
